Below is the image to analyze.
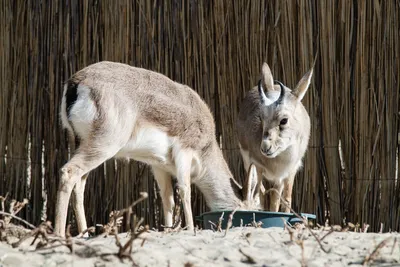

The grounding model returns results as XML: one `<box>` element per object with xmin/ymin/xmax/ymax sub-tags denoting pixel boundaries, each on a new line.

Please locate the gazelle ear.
<box><xmin>258</xmin><ymin>63</ymin><xmax>275</xmax><ymax>106</ymax></box>
<box><xmin>292</xmin><ymin>68</ymin><xmax>313</xmax><ymax>101</ymax></box>
<box><xmin>261</xmin><ymin>63</ymin><xmax>274</xmax><ymax>92</ymax></box>
<box><xmin>293</xmin><ymin>55</ymin><xmax>316</xmax><ymax>101</ymax></box>
<box><xmin>243</xmin><ymin>163</ymin><xmax>258</xmax><ymax>202</ymax></box>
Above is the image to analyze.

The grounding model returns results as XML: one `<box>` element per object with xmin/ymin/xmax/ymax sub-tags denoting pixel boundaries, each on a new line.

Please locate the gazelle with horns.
<box><xmin>236</xmin><ymin>62</ymin><xmax>313</xmax><ymax>212</ymax></box>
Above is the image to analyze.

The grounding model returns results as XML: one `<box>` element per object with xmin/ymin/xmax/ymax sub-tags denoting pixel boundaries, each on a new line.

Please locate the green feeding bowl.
<box><xmin>196</xmin><ymin>210</ymin><xmax>316</xmax><ymax>230</ymax></box>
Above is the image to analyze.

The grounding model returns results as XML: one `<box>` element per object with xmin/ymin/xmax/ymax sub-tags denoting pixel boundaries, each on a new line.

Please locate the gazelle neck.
<box><xmin>194</xmin><ymin>141</ymin><xmax>243</xmax><ymax>211</ymax></box>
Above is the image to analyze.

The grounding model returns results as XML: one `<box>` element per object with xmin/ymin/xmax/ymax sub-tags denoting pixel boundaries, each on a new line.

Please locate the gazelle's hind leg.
<box><xmin>174</xmin><ymin>149</ymin><xmax>194</xmax><ymax>231</ymax></box>
<box><xmin>54</xmin><ymin>143</ymin><xmax>121</xmax><ymax>237</ymax></box>
<box><xmin>71</xmin><ymin>173</ymin><xmax>89</xmax><ymax>236</ymax></box>
<box><xmin>152</xmin><ymin>167</ymin><xmax>175</xmax><ymax>228</ymax></box>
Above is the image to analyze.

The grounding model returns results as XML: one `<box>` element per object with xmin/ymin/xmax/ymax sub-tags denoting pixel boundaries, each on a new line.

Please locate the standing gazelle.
<box><xmin>55</xmin><ymin>61</ymin><xmax>260</xmax><ymax>237</ymax></box>
<box><xmin>236</xmin><ymin>62</ymin><xmax>313</xmax><ymax>212</ymax></box>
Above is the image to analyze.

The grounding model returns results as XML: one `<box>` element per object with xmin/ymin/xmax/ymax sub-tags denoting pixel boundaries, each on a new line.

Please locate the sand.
<box><xmin>0</xmin><ymin>226</ymin><xmax>399</xmax><ymax>267</ymax></box>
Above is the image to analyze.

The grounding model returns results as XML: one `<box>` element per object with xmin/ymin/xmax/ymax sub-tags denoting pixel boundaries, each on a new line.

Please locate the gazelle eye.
<box><xmin>280</xmin><ymin>118</ymin><xmax>288</xmax><ymax>125</ymax></box>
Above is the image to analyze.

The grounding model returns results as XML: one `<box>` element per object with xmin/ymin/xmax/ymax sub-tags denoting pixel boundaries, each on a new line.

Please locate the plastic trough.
<box><xmin>196</xmin><ymin>210</ymin><xmax>316</xmax><ymax>230</ymax></box>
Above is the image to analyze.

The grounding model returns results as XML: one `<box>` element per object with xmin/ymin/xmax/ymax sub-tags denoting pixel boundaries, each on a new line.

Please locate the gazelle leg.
<box><xmin>175</xmin><ymin>149</ymin><xmax>194</xmax><ymax>231</ymax></box>
<box><xmin>71</xmin><ymin>173</ymin><xmax>89</xmax><ymax>236</ymax></box>
<box><xmin>282</xmin><ymin>172</ymin><xmax>296</xmax><ymax>212</ymax></box>
<box><xmin>269</xmin><ymin>181</ymin><xmax>284</xmax><ymax>212</ymax></box>
<box><xmin>54</xmin><ymin>144</ymin><xmax>120</xmax><ymax>237</ymax></box>
<box><xmin>152</xmin><ymin>167</ymin><xmax>175</xmax><ymax>228</ymax></box>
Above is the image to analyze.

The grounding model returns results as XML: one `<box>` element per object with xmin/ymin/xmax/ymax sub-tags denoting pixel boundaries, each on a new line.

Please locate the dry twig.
<box><xmin>208</xmin><ymin>220</ymin><xmax>217</xmax><ymax>231</ymax></box>
<box><xmin>297</xmin><ymin>239</ymin><xmax>306</xmax><ymax>267</ymax></box>
<box><xmin>224</xmin><ymin>207</ymin><xmax>238</xmax><ymax>237</ymax></box>
<box><xmin>97</xmin><ymin>192</ymin><xmax>150</xmax><ymax>263</ymax></box>
<box><xmin>0</xmin><ymin>195</ymin><xmax>33</xmax><ymax>229</ymax></box>
<box><xmin>282</xmin><ymin>219</ymin><xmax>295</xmax><ymax>243</ymax></box>
<box><xmin>0</xmin><ymin>211</ymin><xmax>36</xmax><ymax>229</ymax></box>
<box><xmin>320</xmin><ymin>228</ymin><xmax>334</xmax><ymax>241</ymax></box>
<box><xmin>217</xmin><ymin>212</ymin><xmax>225</xmax><ymax>232</ymax></box>
<box><xmin>0</xmin><ymin>193</ymin><xmax>9</xmax><ymax>212</ymax></box>
<box><xmin>362</xmin><ymin>236</ymin><xmax>392</xmax><ymax>266</ymax></box>
<box><xmin>239</xmin><ymin>248</ymin><xmax>256</xmax><ymax>264</ymax></box>
<box><xmin>391</xmin><ymin>237</ymin><xmax>397</xmax><ymax>255</ymax></box>
<box><xmin>97</xmin><ymin>192</ymin><xmax>148</xmax><ymax>237</ymax></box>
<box><xmin>251</xmin><ymin>213</ymin><xmax>262</xmax><ymax>228</ymax></box>
<box><xmin>266</xmin><ymin>188</ymin><xmax>331</xmax><ymax>253</ymax></box>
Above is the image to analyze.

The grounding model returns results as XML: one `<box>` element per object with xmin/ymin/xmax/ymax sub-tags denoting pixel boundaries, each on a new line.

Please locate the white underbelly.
<box><xmin>114</xmin><ymin>127</ymin><xmax>202</xmax><ymax>179</ymax></box>
<box><xmin>115</xmin><ymin>127</ymin><xmax>175</xmax><ymax>168</ymax></box>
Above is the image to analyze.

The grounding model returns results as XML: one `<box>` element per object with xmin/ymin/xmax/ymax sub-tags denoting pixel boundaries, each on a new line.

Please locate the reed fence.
<box><xmin>1</xmin><ymin>0</ymin><xmax>399</xmax><ymax>232</ymax></box>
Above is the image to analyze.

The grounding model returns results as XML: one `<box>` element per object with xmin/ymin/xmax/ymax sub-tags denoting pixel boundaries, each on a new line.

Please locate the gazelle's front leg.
<box><xmin>269</xmin><ymin>181</ymin><xmax>284</xmax><ymax>212</ymax></box>
<box><xmin>282</xmin><ymin>172</ymin><xmax>296</xmax><ymax>212</ymax></box>
<box><xmin>152</xmin><ymin>167</ymin><xmax>175</xmax><ymax>228</ymax></box>
<box><xmin>174</xmin><ymin>149</ymin><xmax>194</xmax><ymax>231</ymax></box>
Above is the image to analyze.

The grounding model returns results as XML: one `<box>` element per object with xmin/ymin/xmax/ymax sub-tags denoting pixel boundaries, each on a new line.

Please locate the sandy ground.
<box><xmin>0</xmin><ymin>226</ymin><xmax>399</xmax><ymax>267</ymax></box>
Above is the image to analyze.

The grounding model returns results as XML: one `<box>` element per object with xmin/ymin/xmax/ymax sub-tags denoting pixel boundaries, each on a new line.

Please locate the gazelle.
<box><xmin>55</xmin><ymin>61</ymin><xmax>260</xmax><ymax>237</ymax></box>
<box><xmin>236</xmin><ymin>62</ymin><xmax>313</xmax><ymax>212</ymax></box>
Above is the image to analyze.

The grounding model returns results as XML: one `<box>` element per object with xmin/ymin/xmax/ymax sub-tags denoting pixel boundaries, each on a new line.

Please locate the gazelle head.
<box><xmin>257</xmin><ymin>63</ymin><xmax>313</xmax><ymax>158</ymax></box>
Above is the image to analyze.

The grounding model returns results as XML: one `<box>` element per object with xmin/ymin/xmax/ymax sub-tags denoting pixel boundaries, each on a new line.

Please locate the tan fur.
<box><xmin>236</xmin><ymin>62</ymin><xmax>313</xmax><ymax>212</ymax></box>
<box><xmin>55</xmin><ymin>61</ymin><xmax>259</xmax><ymax>237</ymax></box>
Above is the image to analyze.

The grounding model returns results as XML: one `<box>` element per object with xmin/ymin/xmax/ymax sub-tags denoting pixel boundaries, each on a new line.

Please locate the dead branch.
<box><xmin>320</xmin><ymin>228</ymin><xmax>334</xmax><ymax>241</ymax></box>
<box><xmin>266</xmin><ymin>188</ymin><xmax>331</xmax><ymax>253</ymax></box>
<box><xmin>224</xmin><ymin>207</ymin><xmax>238</xmax><ymax>237</ymax></box>
<box><xmin>251</xmin><ymin>213</ymin><xmax>263</xmax><ymax>228</ymax></box>
<box><xmin>0</xmin><ymin>195</ymin><xmax>34</xmax><ymax>229</ymax></box>
<box><xmin>391</xmin><ymin>237</ymin><xmax>397</xmax><ymax>255</ymax></box>
<box><xmin>0</xmin><ymin>193</ymin><xmax>9</xmax><ymax>212</ymax></box>
<box><xmin>97</xmin><ymin>193</ymin><xmax>150</xmax><ymax>263</ymax></box>
<box><xmin>239</xmin><ymin>248</ymin><xmax>256</xmax><ymax>264</ymax></box>
<box><xmin>0</xmin><ymin>211</ymin><xmax>36</xmax><ymax>229</ymax></box>
<box><xmin>75</xmin><ymin>226</ymin><xmax>96</xmax><ymax>238</ymax></box>
<box><xmin>217</xmin><ymin>212</ymin><xmax>224</xmax><ymax>232</ymax></box>
<box><xmin>283</xmin><ymin>219</ymin><xmax>295</xmax><ymax>243</ymax></box>
<box><xmin>362</xmin><ymin>236</ymin><xmax>392</xmax><ymax>266</ymax></box>
<box><xmin>97</xmin><ymin>192</ymin><xmax>148</xmax><ymax>237</ymax></box>
<box><xmin>9</xmin><ymin>192</ymin><xmax>150</xmax><ymax>266</ymax></box>
<box><xmin>161</xmin><ymin>209</ymin><xmax>183</xmax><ymax>233</ymax></box>
<box><xmin>208</xmin><ymin>221</ymin><xmax>217</xmax><ymax>231</ymax></box>
<box><xmin>296</xmin><ymin>239</ymin><xmax>306</xmax><ymax>267</ymax></box>
<box><xmin>363</xmin><ymin>223</ymin><xmax>370</xmax><ymax>233</ymax></box>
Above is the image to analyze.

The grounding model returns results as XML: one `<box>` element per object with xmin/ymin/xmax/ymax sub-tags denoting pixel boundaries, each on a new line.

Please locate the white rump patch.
<box><xmin>67</xmin><ymin>85</ymin><xmax>97</xmax><ymax>140</ymax></box>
